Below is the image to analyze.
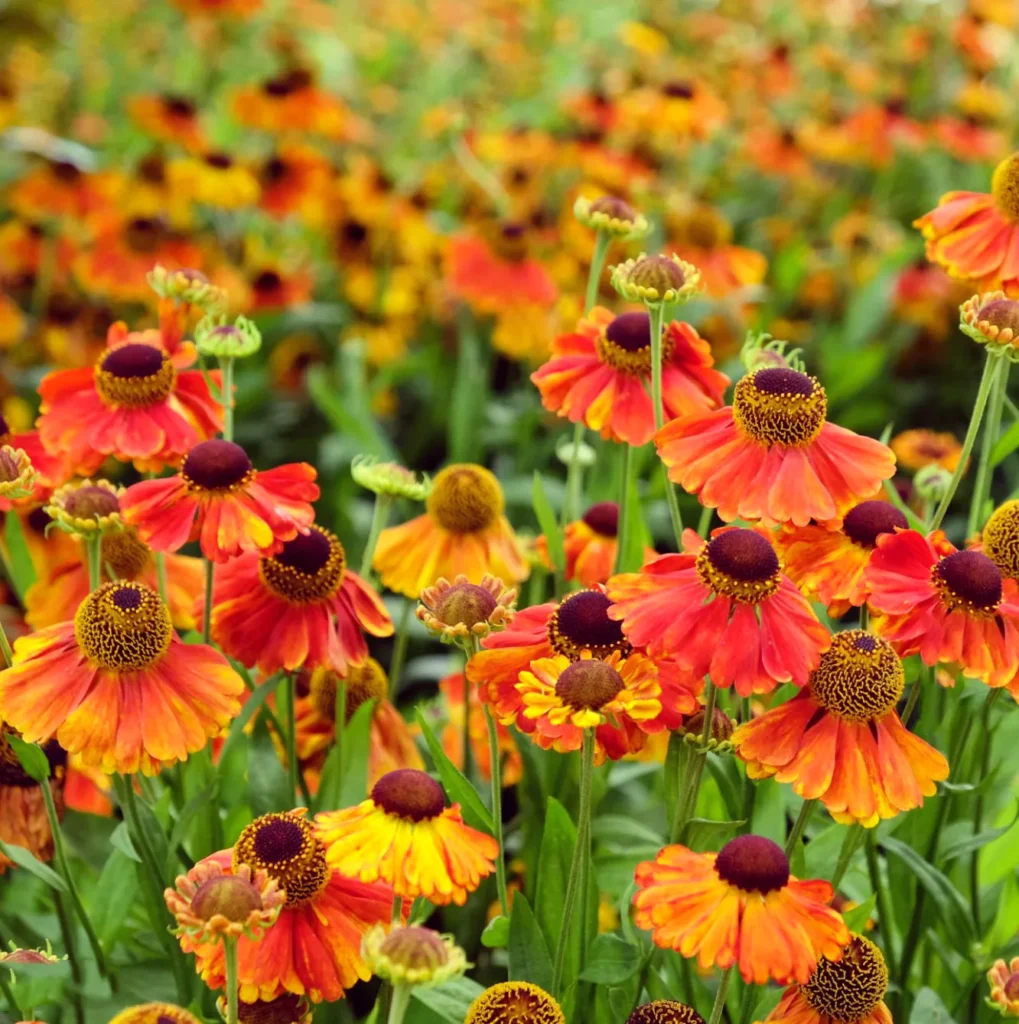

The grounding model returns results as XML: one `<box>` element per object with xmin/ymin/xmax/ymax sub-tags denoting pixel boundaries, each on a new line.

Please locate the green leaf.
<box><xmin>3</xmin><ymin>510</ymin><xmax>36</xmax><ymax>601</ymax></box>
<box><xmin>217</xmin><ymin>672</ymin><xmax>281</xmax><ymax>769</ymax></box>
<box><xmin>941</xmin><ymin>816</ymin><xmax>1018</xmax><ymax>863</ymax></box>
<box><xmin>0</xmin><ymin>840</ymin><xmax>67</xmax><ymax>891</ymax></box>
<box><xmin>508</xmin><ymin>893</ymin><xmax>554</xmax><ymax>991</ymax></box>
<box><xmin>448</xmin><ymin>311</ymin><xmax>486</xmax><ymax>464</ymax></box>
<box><xmin>532</xmin><ymin>471</ymin><xmax>564</xmax><ymax>572</ymax></box>
<box><xmin>534</xmin><ymin>797</ymin><xmax>580</xmax><ymax>994</ymax></box>
<box><xmin>685</xmin><ymin>818</ymin><xmax>746</xmax><ymax>850</ymax></box>
<box><xmin>481</xmin><ymin>915</ymin><xmax>509</xmax><ymax>949</ymax></box>
<box><xmin>882</xmin><ymin>836</ymin><xmax>975</xmax><ymax>949</ymax></box>
<box><xmin>92</xmin><ymin>849</ymin><xmax>140</xmax><ymax>948</ymax></box>
<box><xmin>910</xmin><ymin>987</ymin><xmax>956</xmax><ymax>1023</ymax></box>
<box><xmin>316</xmin><ymin>698</ymin><xmax>376</xmax><ymax>812</ymax></box>
<box><xmin>620</xmin><ymin>456</ymin><xmax>647</xmax><ymax>573</ymax></box>
<box><xmin>579</xmin><ymin>934</ymin><xmax>641</xmax><ymax>984</ymax></box>
<box><xmin>4</xmin><ymin>733</ymin><xmax>50</xmax><ymax>783</ymax></box>
<box><xmin>411</xmin><ymin>977</ymin><xmax>486</xmax><ymax>1023</ymax></box>
<box><xmin>842</xmin><ymin>893</ymin><xmax>877</xmax><ymax>934</ymax></box>
<box><xmin>992</xmin><ymin>420</ymin><xmax>1019</xmax><ymax>466</ymax></box>
<box><xmin>109</xmin><ymin>821</ymin><xmax>142</xmax><ymax>863</ymax></box>
<box><xmin>164</xmin><ymin>781</ymin><xmax>216</xmax><ymax>873</ymax></box>
<box><xmin>307</xmin><ymin>358</ymin><xmax>396</xmax><ymax>461</ymax></box>
<box><xmin>248</xmin><ymin>714</ymin><xmax>292</xmax><ymax>816</ymax></box>
<box><xmin>415</xmin><ymin>709</ymin><xmax>494</xmax><ymax>834</ymax></box>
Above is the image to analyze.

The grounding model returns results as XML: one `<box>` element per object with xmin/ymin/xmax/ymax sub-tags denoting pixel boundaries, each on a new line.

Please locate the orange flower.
<box><xmin>516</xmin><ymin>651</ymin><xmax>661</xmax><ymax>761</ymax></box>
<box><xmin>607</xmin><ymin>529</ymin><xmax>830</xmax><ymax>696</ymax></box>
<box><xmin>667</xmin><ymin>204</ymin><xmax>768</xmax><ymax>299</ymax></box>
<box><xmin>890</xmin><ymin>428</ymin><xmax>963</xmax><ymax>472</ymax></box>
<box><xmin>633</xmin><ymin>835</ymin><xmax>849</xmax><ymax>985</ymax></box>
<box><xmin>36</xmin><ymin>323</ymin><xmax>222</xmax><ymax>475</ymax></box>
<box><xmin>0</xmin><ymin>416</ymin><xmax>72</xmax><ymax>500</ymax></box>
<box><xmin>373</xmin><ymin>464</ymin><xmax>528</xmax><ymax>598</ymax></box>
<box><xmin>24</xmin><ymin>528</ymin><xmax>203</xmax><ymax>631</ymax></box>
<box><xmin>537</xmin><ymin>502</ymin><xmax>656</xmax><ymax>586</ymax></box>
<box><xmin>440</xmin><ymin>672</ymin><xmax>522</xmax><ymax>787</ymax></box>
<box><xmin>183</xmin><ymin>811</ymin><xmax>395</xmax><ymax>1003</ymax></box>
<box><xmin>914</xmin><ymin>151</ymin><xmax>1019</xmax><ymax>294</ymax></box>
<box><xmin>656</xmin><ymin>367</ymin><xmax>896</xmax><ymax>528</ymax></box>
<box><xmin>259</xmin><ymin>144</ymin><xmax>333</xmax><ymax>225</ymax></box>
<box><xmin>866</xmin><ymin>529</ymin><xmax>1019</xmax><ymax>686</ymax></box>
<box><xmin>201</xmin><ymin>525</ymin><xmax>392</xmax><ymax>676</ymax></box>
<box><xmin>532</xmin><ymin>308</ymin><xmax>729</xmax><ymax>447</ymax></box>
<box><xmin>987</xmin><ymin>956</ymin><xmax>1019</xmax><ymax>1017</ymax></box>
<box><xmin>773</xmin><ymin>500</ymin><xmax>909</xmax><ymax>617</ymax></box>
<box><xmin>0</xmin><ymin>581</ymin><xmax>244</xmax><ymax>775</ymax></box>
<box><xmin>247</xmin><ymin>266</ymin><xmax>314</xmax><ymax>313</ymax></box>
<box><xmin>733</xmin><ymin>631</ymin><xmax>948</xmax><ymax>826</ymax></box>
<box><xmin>446</xmin><ymin>225</ymin><xmax>557</xmax><ymax>315</ymax></box>
<box><xmin>232</xmin><ymin>70</ymin><xmax>363</xmax><ymax>140</ymax></box>
<box><xmin>127</xmin><ymin>94</ymin><xmax>203</xmax><ymax>151</ymax></box>
<box><xmin>315</xmin><ymin>769</ymin><xmax>499</xmax><ymax>906</ymax></box>
<box><xmin>0</xmin><ymin>731</ymin><xmax>64</xmax><ymax>873</ymax></box>
<box><xmin>121</xmin><ymin>440</ymin><xmax>318</xmax><ymax>563</ymax></box>
<box><xmin>294</xmin><ymin>659</ymin><xmax>423</xmax><ymax>791</ymax></box>
<box><xmin>468</xmin><ymin>588</ymin><xmax>700</xmax><ymax>735</ymax></box>
<box><xmin>760</xmin><ymin>934</ymin><xmax>892</xmax><ymax>1024</ymax></box>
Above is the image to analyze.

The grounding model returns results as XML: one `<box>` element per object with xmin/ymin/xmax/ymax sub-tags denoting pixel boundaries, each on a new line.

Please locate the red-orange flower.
<box><xmin>36</xmin><ymin>323</ymin><xmax>222</xmax><ymax>474</ymax></box>
<box><xmin>866</xmin><ymin>529</ymin><xmax>1019</xmax><ymax>686</ymax></box>
<box><xmin>537</xmin><ymin>502</ymin><xmax>656</xmax><ymax>586</ymax></box>
<box><xmin>232</xmin><ymin>70</ymin><xmax>363</xmax><ymax>140</ymax></box>
<box><xmin>121</xmin><ymin>440</ymin><xmax>318</xmax><ymax>563</ymax></box>
<box><xmin>532</xmin><ymin>308</ymin><xmax>728</xmax><ymax>447</ymax></box>
<box><xmin>258</xmin><ymin>144</ymin><xmax>333</xmax><ymax>224</ymax></box>
<box><xmin>440</xmin><ymin>672</ymin><xmax>522</xmax><ymax>787</ymax></box>
<box><xmin>733</xmin><ymin>631</ymin><xmax>948</xmax><ymax>826</ymax></box>
<box><xmin>0</xmin><ymin>581</ymin><xmax>244</xmax><ymax>775</ymax></box>
<box><xmin>656</xmin><ymin>367</ymin><xmax>896</xmax><ymax>527</ymax></box>
<box><xmin>607</xmin><ymin>529</ymin><xmax>830</xmax><ymax>696</ymax></box>
<box><xmin>183</xmin><ymin>811</ymin><xmax>395</xmax><ymax>1003</ymax></box>
<box><xmin>127</xmin><ymin>94</ymin><xmax>203</xmax><ymax>151</ymax></box>
<box><xmin>201</xmin><ymin>526</ymin><xmax>393</xmax><ymax>675</ymax></box>
<box><xmin>667</xmin><ymin>204</ymin><xmax>768</xmax><ymax>299</ymax></box>
<box><xmin>914</xmin><ymin>151</ymin><xmax>1019</xmax><ymax>294</ymax></box>
<box><xmin>0</xmin><ymin>415</ymin><xmax>72</xmax><ymax>499</ymax></box>
<box><xmin>446</xmin><ymin>226</ymin><xmax>557</xmax><ymax>315</ymax></box>
<box><xmin>773</xmin><ymin>501</ymin><xmax>909</xmax><ymax>617</ymax></box>
<box><xmin>633</xmin><ymin>835</ymin><xmax>849</xmax><ymax>985</ymax></box>
<box><xmin>315</xmin><ymin>769</ymin><xmax>498</xmax><ymax>906</ymax></box>
<box><xmin>0</xmin><ymin>731</ymin><xmax>64</xmax><ymax>873</ymax></box>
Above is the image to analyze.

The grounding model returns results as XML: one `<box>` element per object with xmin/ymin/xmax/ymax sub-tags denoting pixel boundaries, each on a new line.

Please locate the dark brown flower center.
<box><xmin>605</xmin><ymin>312</ymin><xmax>652</xmax><ymax>353</ymax></box>
<box><xmin>714</xmin><ymin>835</ymin><xmax>790</xmax><ymax>894</ymax></box>
<box><xmin>753</xmin><ymin>367</ymin><xmax>815</xmax><ymax>397</ymax></box>
<box><xmin>259</xmin><ymin>527</ymin><xmax>346</xmax><ymax>604</ymax></box>
<box><xmin>978</xmin><ymin>298</ymin><xmax>1019</xmax><ymax>333</ymax></box>
<box><xmin>125</xmin><ymin>218</ymin><xmax>165</xmax><ymax>253</ymax></box>
<box><xmin>705</xmin><ymin>529</ymin><xmax>780</xmax><ymax>582</ymax></box>
<box><xmin>662</xmin><ymin>81</ymin><xmax>695</xmax><ymax>99</ymax></box>
<box><xmin>163</xmin><ymin>95</ymin><xmax>196</xmax><ymax>117</ymax></box>
<box><xmin>253</xmin><ymin>818</ymin><xmax>305</xmax><ymax>863</ymax></box>
<box><xmin>191</xmin><ymin>874</ymin><xmax>263</xmax><ymax>922</ymax></box>
<box><xmin>372</xmin><ymin>769</ymin><xmax>446</xmax><ymax>822</ymax></box>
<box><xmin>95</xmin><ymin>344</ymin><xmax>176</xmax><ymax>409</ymax></box>
<box><xmin>182</xmin><ymin>440</ymin><xmax>253</xmax><ymax>491</ymax></box>
<box><xmin>74</xmin><ymin>581</ymin><xmax>172</xmax><ymax>671</ymax></box>
<box><xmin>842</xmin><ymin>501</ymin><xmax>907</xmax><ymax>547</ymax></box>
<box><xmin>205</xmin><ymin>152</ymin><xmax>234</xmax><ymax>169</ymax></box>
<box><xmin>101</xmin><ymin>343</ymin><xmax>165</xmax><ymax>379</ymax></box>
<box><xmin>626</xmin><ymin>1001</ymin><xmax>705</xmax><ymax>1024</ymax></box>
<box><xmin>548</xmin><ymin>590</ymin><xmax>629</xmax><ymax>658</ymax></box>
<box><xmin>234</xmin><ymin>812</ymin><xmax>328</xmax><ymax>908</ymax></box>
<box><xmin>253</xmin><ymin>270</ymin><xmax>283</xmax><ymax>293</ymax></box>
<box><xmin>262</xmin><ymin>157</ymin><xmax>288</xmax><ymax>184</ymax></box>
<box><xmin>554</xmin><ymin>660</ymin><xmax>624</xmax><ymax>711</ymax></box>
<box><xmin>732</xmin><ymin>368</ymin><xmax>827</xmax><ymax>447</ymax></box>
<box><xmin>581</xmin><ymin>501</ymin><xmax>619</xmax><ymax>537</ymax></box>
<box><xmin>802</xmin><ymin>935</ymin><xmax>888</xmax><ymax>1022</ymax></box>
<box><xmin>809</xmin><ymin>630</ymin><xmax>904</xmax><ymax>723</ymax></box>
<box><xmin>62</xmin><ymin>485</ymin><xmax>121</xmax><ymax>520</ymax></box>
<box><xmin>934</xmin><ymin>550</ymin><xmax>1002</xmax><ymax>612</ymax></box>
<box><xmin>236</xmin><ymin>995</ymin><xmax>310</xmax><ymax>1024</ymax></box>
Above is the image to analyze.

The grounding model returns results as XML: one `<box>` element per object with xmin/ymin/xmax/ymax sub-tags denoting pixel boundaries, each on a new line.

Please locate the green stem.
<box><xmin>220</xmin><ymin>356</ymin><xmax>235</xmax><ymax>441</ymax></box>
<box><xmin>360</xmin><ymin>494</ymin><xmax>393</xmax><ymax>578</ymax></box>
<box><xmin>0</xmin><ymin>973</ymin><xmax>20</xmax><ymax>1016</ymax></box>
<box><xmin>551</xmin><ymin>728</ymin><xmax>595</xmax><ymax>999</ymax></box>
<box><xmin>865</xmin><ymin>830</ymin><xmax>897</xmax><ymax>979</ymax></box>
<box><xmin>562</xmin><ymin>420</ymin><xmax>587</xmax><ymax>528</ymax></box>
<box><xmin>0</xmin><ymin>619</ymin><xmax>12</xmax><ymax>668</ymax></box>
<box><xmin>483</xmin><ymin>702</ymin><xmax>510</xmax><ymax>917</ymax></box>
<box><xmin>647</xmin><ymin>300</ymin><xmax>684</xmax><ymax>546</ymax></box>
<box><xmin>585</xmin><ymin>230</ymin><xmax>611</xmax><ymax>313</ymax></box>
<box><xmin>202</xmin><ymin>558</ymin><xmax>214</xmax><ymax>644</ymax></box>
<box><xmin>671</xmin><ymin>682</ymin><xmax>717</xmax><ymax>844</ymax></box>
<box><xmin>696</xmin><ymin>504</ymin><xmax>713</xmax><ymax>539</ymax></box>
<box><xmin>930</xmin><ymin>352</ymin><xmax>1000</xmax><ymax>531</ymax></box>
<box><xmin>970</xmin><ymin>688</ymin><xmax>1001</xmax><ymax>931</ymax></box>
<box><xmin>901</xmin><ymin>679</ymin><xmax>922</xmax><ymax>726</ymax></box>
<box><xmin>387</xmin><ymin>984</ymin><xmax>413</xmax><ymax>1024</ymax></box>
<box><xmin>708</xmin><ymin>965</ymin><xmax>735</xmax><ymax>1024</ymax></box>
<box><xmin>86</xmin><ymin>533</ymin><xmax>102</xmax><ymax>591</ymax></box>
<box><xmin>859</xmin><ymin>603</ymin><xmax>869</xmax><ymax>631</ymax></box>
<box><xmin>224</xmin><ymin>937</ymin><xmax>239</xmax><ymax>1024</ymax></box>
<box><xmin>155</xmin><ymin>551</ymin><xmax>169</xmax><ymax>604</ymax></box>
<box><xmin>785</xmin><ymin>799</ymin><xmax>816</xmax><ymax>858</ymax></box>
<box><xmin>54</xmin><ymin>889</ymin><xmax>85</xmax><ymax>1024</ymax></box>
<box><xmin>831</xmin><ymin>824</ymin><xmax>864</xmax><ymax>891</ymax></box>
<box><xmin>613</xmin><ymin>443</ymin><xmax>632</xmax><ymax>575</ymax></box>
<box><xmin>968</xmin><ymin>356</ymin><xmax>1009</xmax><ymax>537</ymax></box>
<box><xmin>323</xmin><ymin>680</ymin><xmax>347</xmax><ymax>812</ymax></box>
<box><xmin>39</xmin><ymin>776</ymin><xmax>111</xmax><ymax>983</ymax></box>
<box><xmin>664</xmin><ymin>731</ymin><xmax>689</xmax><ymax>835</ymax></box>
<box><xmin>392</xmin><ymin>892</ymin><xmax>403</xmax><ymax>925</ymax></box>
<box><xmin>285</xmin><ymin>673</ymin><xmax>299</xmax><ymax>804</ymax></box>
<box><xmin>388</xmin><ymin>602</ymin><xmax>413</xmax><ymax>699</ymax></box>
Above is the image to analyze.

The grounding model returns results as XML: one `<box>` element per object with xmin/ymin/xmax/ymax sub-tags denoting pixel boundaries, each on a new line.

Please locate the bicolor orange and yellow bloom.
<box><xmin>373</xmin><ymin>464</ymin><xmax>528</xmax><ymax>598</ymax></box>
<box><xmin>121</xmin><ymin>439</ymin><xmax>318</xmax><ymax>562</ymax></box>
<box><xmin>866</xmin><ymin>528</ymin><xmax>1019</xmax><ymax>686</ymax></box>
<box><xmin>633</xmin><ymin>835</ymin><xmax>849</xmax><ymax>985</ymax></box>
<box><xmin>315</xmin><ymin>769</ymin><xmax>498</xmax><ymax>906</ymax></box>
<box><xmin>655</xmin><ymin>367</ymin><xmax>896</xmax><ymax>527</ymax></box>
<box><xmin>607</xmin><ymin>529</ymin><xmax>830</xmax><ymax>696</ymax></box>
<box><xmin>0</xmin><ymin>581</ymin><xmax>244</xmax><ymax>775</ymax></box>
<box><xmin>733</xmin><ymin>631</ymin><xmax>948</xmax><ymax>826</ymax></box>
<box><xmin>531</xmin><ymin>308</ymin><xmax>728</xmax><ymax>447</ymax></box>
<box><xmin>201</xmin><ymin>525</ymin><xmax>393</xmax><ymax>675</ymax></box>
